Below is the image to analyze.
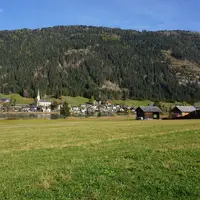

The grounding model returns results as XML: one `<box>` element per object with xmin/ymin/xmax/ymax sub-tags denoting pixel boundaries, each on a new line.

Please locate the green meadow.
<box><xmin>0</xmin><ymin>119</ymin><xmax>200</xmax><ymax>200</ymax></box>
<box><xmin>0</xmin><ymin>93</ymin><xmax>152</xmax><ymax>106</ymax></box>
<box><xmin>0</xmin><ymin>94</ymin><xmax>34</xmax><ymax>104</ymax></box>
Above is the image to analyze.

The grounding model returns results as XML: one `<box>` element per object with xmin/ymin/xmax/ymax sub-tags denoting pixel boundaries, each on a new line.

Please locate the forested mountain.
<box><xmin>0</xmin><ymin>26</ymin><xmax>200</xmax><ymax>102</ymax></box>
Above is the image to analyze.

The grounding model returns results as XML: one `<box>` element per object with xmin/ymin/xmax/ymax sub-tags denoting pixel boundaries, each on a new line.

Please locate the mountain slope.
<box><xmin>0</xmin><ymin>26</ymin><xmax>200</xmax><ymax>101</ymax></box>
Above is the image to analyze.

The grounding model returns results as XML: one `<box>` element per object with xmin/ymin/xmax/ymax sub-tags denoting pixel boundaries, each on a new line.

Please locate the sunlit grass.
<box><xmin>0</xmin><ymin>119</ymin><xmax>200</xmax><ymax>199</ymax></box>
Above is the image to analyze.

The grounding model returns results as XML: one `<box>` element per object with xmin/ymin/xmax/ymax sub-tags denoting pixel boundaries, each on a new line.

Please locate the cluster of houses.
<box><xmin>0</xmin><ymin>91</ymin><xmax>136</xmax><ymax>115</ymax></box>
<box><xmin>70</xmin><ymin>101</ymin><xmax>136</xmax><ymax>116</ymax></box>
<box><xmin>1</xmin><ymin>91</ymin><xmax>200</xmax><ymax>119</ymax></box>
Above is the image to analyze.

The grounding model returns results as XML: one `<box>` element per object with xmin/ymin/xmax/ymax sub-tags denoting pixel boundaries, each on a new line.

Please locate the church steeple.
<box><xmin>36</xmin><ymin>89</ymin><xmax>40</xmax><ymax>106</ymax></box>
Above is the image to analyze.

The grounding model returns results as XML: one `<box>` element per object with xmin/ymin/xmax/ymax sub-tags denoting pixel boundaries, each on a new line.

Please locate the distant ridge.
<box><xmin>0</xmin><ymin>25</ymin><xmax>200</xmax><ymax>102</ymax></box>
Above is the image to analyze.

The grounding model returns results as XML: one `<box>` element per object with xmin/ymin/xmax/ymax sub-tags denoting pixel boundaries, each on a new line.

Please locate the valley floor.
<box><xmin>0</xmin><ymin>119</ymin><xmax>200</xmax><ymax>199</ymax></box>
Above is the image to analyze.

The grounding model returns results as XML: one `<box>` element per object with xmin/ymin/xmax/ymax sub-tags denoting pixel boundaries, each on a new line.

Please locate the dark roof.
<box><xmin>137</xmin><ymin>106</ymin><xmax>162</xmax><ymax>113</ymax></box>
<box><xmin>174</xmin><ymin>106</ymin><xmax>196</xmax><ymax>113</ymax></box>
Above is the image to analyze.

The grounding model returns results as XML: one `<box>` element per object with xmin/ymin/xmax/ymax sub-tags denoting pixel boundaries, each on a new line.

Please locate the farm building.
<box><xmin>136</xmin><ymin>106</ymin><xmax>162</xmax><ymax>120</ymax></box>
<box><xmin>181</xmin><ymin>109</ymin><xmax>200</xmax><ymax>119</ymax></box>
<box><xmin>170</xmin><ymin>106</ymin><xmax>196</xmax><ymax>118</ymax></box>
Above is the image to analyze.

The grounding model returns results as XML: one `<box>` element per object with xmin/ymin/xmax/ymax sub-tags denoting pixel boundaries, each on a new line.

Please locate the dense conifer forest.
<box><xmin>0</xmin><ymin>26</ymin><xmax>200</xmax><ymax>102</ymax></box>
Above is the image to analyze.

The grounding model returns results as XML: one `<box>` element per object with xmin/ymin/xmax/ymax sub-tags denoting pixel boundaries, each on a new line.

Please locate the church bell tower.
<box><xmin>36</xmin><ymin>89</ymin><xmax>40</xmax><ymax>106</ymax></box>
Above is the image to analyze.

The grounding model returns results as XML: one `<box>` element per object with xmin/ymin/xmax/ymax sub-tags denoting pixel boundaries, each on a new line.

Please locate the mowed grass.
<box><xmin>0</xmin><ymin>119</ymin><xmax>200</xmax><ymax>200</ymax></box>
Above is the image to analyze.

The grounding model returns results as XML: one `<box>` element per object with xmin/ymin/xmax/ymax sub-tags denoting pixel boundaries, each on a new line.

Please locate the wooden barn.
<box><xmin>136</xmin><ymin>106</ymin><xmax>162</xmax><ymax>120</ymax></box>
<box><xmin>170</xmin><ymin>106</ymin><xmax>196</xmax><ymax>118</ymax></box>
<box><xmin>180</xmin><ymin>109</ymin><xmax>200</xmax><ymax>119</ymax></box>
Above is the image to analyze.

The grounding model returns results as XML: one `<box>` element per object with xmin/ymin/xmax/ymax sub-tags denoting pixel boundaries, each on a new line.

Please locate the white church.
<box><xmin>36</xmin><ymin>90</ymin><xmax>52</xmax><ymax>112</ymax></box>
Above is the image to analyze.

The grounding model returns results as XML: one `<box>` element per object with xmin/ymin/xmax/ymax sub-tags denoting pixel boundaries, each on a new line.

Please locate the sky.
<box><xmin>0</xmin><ymin>0</ymin><xmax>199</xmax><ymax>31</ymax></box>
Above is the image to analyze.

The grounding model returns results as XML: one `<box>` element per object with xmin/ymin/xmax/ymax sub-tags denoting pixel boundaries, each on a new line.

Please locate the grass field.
<box><xmin>0</xmin><ymin>119</ymin><xmax>200</xmax><ymax>199</ymax></box>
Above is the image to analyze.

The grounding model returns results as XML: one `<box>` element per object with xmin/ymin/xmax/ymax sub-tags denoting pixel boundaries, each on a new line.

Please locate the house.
<box><xmin>119</xmin><ymin>108</ymin><xmax>125</xmax><ymax>112</ymax></box>
<box><xmin>136</xmin><ymin>106</ymin><xmax>162</xmax><ymax>120</ymax></box>
<box><xmin>87</xmin><ymin>106</ymin><xmax>96</xmax><ymax>114</ymax></box>
<box><xmin>0</xmin><ymin>98</ymin><xmax>11</xmax><ymax>104</ymax></box>
<box><xmin>170</xmin><ymin>106</ymin><xmax>196</xmax><ymax>118</ymax></box>
<box><xmin>80</xmin><ymin>107</ymin><xmax>87</xmax><ymax>113</ymax></box>
<box><xmin>105</xmin><ymin>101</ymin><xmax>111</xmax><ymax>106</ymax></box>
<box><xmin>181</xmin><ymin>109</ymin><xmax>200</xmax><ymax>119</ymax></box>
<box><xmin>72</xmin><ymin>106</ymin><xmax>80</xmax><ymax>114</ymax></box>
<box><xmin>30</xmin><ymin>105</ymin><xmax>37</xmax><ymax>112</ymax></box>
<box><xmin>21</xmin><ymin>107</ymin><xmax>30</xmax><ymax>112</ymax></box>
<box><xmin>130</xmin><ymin>107</ymin><xmax>136</xmax><ymax>113</ymax></box>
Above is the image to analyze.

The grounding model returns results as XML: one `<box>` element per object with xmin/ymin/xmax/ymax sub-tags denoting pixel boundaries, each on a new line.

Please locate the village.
<box><xmin>0</xmin><ymin>90</ymin><xmax>200</xmax><ymax>120</ymax></box>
